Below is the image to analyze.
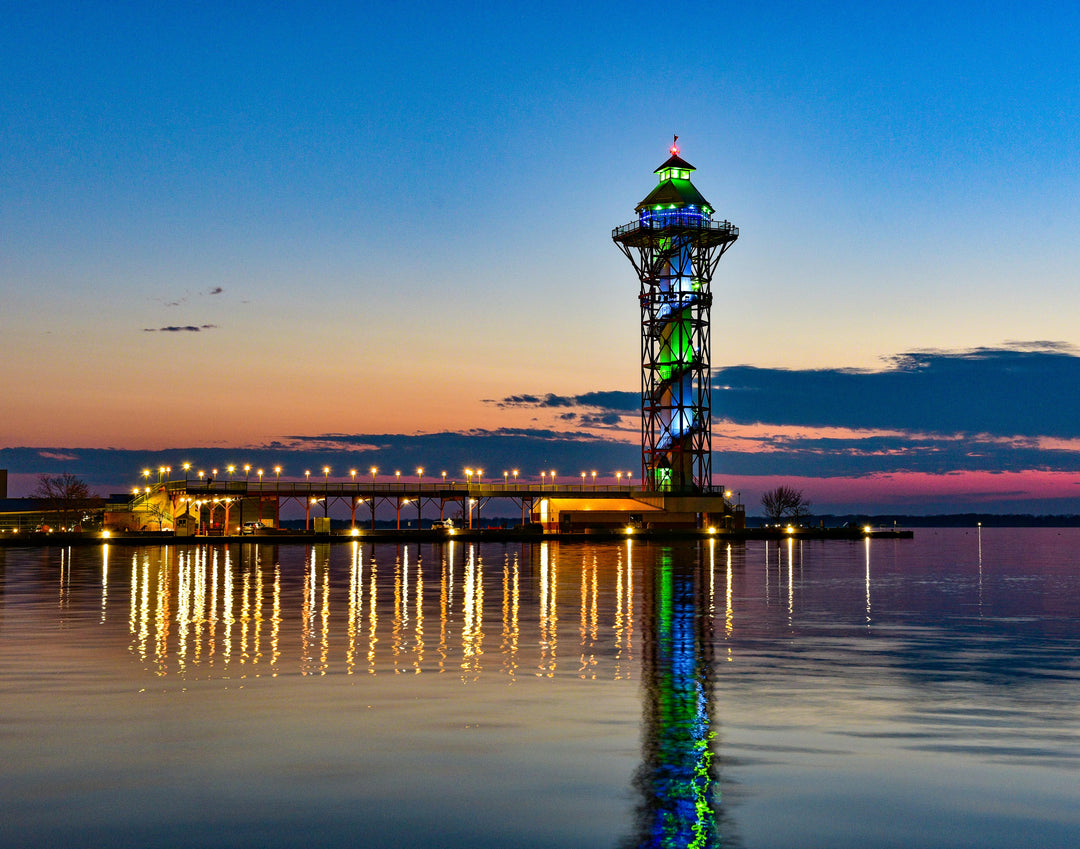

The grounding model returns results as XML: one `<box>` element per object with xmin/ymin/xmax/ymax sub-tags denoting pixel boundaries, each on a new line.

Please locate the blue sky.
<box><xmin>2</xmin><ymin>2</ymin><xmax>1079</xmax><ymax>511</ymax></box>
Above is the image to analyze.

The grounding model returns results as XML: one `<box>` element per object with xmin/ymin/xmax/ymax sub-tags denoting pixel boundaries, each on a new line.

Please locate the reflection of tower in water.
<box><xmin>624</xmin><ymin>544</ymin><xmax>733</xmax><ymax>848</ymax></box>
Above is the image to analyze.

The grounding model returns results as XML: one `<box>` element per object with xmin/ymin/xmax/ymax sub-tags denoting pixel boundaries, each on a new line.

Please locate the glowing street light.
<box><xmin>183</xmin><ymin>463</ymin><xmax>191</xmax><ymax>482</ymax></box>
<box><xmin>581</xmin><ymin>471</ymin><xmax>586</xmax><ymax>490</ymax></box>
<box><xmin>370</xmin><ymin>466</ymin><xmax>378</xmax><ymax>486</ymax></box>
<box><xmin>591</xmin><ymin>470</ymin><xmax>597</xmax><ymax>488</ymax></box>
<box><xmin>465</xmin><ymin>468</ymin><xmax>474</xmax><ymax>485</ymax></box>
<box><xmin>274</xmin><ymin>466</ymin><xmax>282</xmax><ymax>484</ymax></box>
<box><xmin>477</xmin><ymin>468</ymin><xmax>483</xmax><ymax>485</ymax></box>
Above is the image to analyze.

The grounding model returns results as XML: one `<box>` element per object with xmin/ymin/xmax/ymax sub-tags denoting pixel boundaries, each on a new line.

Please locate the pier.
<box><xmin>125</xmin><ymin>477</ymin><xmax>745</xmax><ymax>535</ymax></box>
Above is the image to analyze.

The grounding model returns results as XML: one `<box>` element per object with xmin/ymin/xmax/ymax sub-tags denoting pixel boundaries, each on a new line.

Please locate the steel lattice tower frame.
<box><xmin>612</xmin><ymin>140</ymin><xmax>738</xmax><ymax>493</ymax></box>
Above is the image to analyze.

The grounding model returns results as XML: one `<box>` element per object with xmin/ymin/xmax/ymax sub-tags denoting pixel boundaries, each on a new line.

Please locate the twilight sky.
<box><xmin>2</xmin><ymin>2</ymin><xmax>1080</xmax><ymax>513</ymax></box>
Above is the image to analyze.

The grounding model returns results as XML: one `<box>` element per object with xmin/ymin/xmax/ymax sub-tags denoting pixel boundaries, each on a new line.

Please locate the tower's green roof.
<box><xmin>653</xmin><ymin>153</ymin><xmax>696</xmax><ymax>174</ymax></box>
<box><xmin>636</xmin><ymin>178</ymin><xmax>712</xmax><ymax>213</ymax></box>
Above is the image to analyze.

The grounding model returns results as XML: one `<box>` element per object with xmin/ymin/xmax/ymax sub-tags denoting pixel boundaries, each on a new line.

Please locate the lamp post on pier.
<box><xmin>370</xmin><ymin>467</ymin><xmax>378</xmax><ymax>529</ymax></box>
<box><xmin>257</xmin><ymin>469</ymin><xmax>264</xmax><ymax>523</ymax></box>
<box><xmin>416</xmin><ymin>468</ymin><xmax>424</xmax><ymax>526</ymax></box>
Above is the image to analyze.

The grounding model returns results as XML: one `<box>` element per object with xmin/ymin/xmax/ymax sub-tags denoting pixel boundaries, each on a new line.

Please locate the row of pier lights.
<box><xmin>139</xmin><ymin>464</ymin><xmax>656</xmax><ymax>490</ymax></box>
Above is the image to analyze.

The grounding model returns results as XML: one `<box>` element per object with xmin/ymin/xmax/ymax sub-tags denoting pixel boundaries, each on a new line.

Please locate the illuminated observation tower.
<box><xmin>613</xmin><ymin>138</ymin><xmax>738</xmax><ymax>493</ymax></box>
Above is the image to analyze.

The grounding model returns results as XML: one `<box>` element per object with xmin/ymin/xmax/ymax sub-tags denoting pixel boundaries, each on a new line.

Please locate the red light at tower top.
<box><xmin>670</xmin><ymin>134</ymin><xmax>680</xmax><ymax>156</ymax></box>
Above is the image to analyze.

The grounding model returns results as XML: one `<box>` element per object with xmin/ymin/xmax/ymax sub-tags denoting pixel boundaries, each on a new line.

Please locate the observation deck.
<box><xmin>612</xmin><ymin>214</ymin><xmax>738</xmax><ymax>248</ymax></box>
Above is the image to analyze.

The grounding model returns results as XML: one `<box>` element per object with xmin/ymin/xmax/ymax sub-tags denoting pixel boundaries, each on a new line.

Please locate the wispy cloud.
<box><xmin>143</xmin><ymin>324</ymin><xmax>219</xmax><ymax>333</ymax></box>
<box><xmin>491</xmin><ymin>390</ymin><xmax>638</xmax><ymax>411</ymax></box>
<box><xmin>38</xmin><ymin>450</ymin><xmax>79</xmax><ymax>461</ymax></box>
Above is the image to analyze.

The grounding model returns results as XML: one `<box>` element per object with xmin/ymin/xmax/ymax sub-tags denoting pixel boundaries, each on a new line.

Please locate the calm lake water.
<box><xmin>1</xmin><ymin>529</ymin><xmax>1078</xmax><ymax>848</ymax></box>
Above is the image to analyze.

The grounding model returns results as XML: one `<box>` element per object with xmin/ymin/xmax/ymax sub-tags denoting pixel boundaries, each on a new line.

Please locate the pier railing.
<box><xmin>164</xmin><ymin>481</ymin><xmax>647</xmax><ymax>497</ymax></box>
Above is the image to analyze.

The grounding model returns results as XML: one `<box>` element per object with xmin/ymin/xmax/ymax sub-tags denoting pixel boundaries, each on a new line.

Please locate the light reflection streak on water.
<box><xmin>787</xmin><ymin>536</ymin><xmax>794</xmax><ymax>623</ymax></box>
<box><xmin>209</xmin><ymin>548</ymin><xmax>219</xmax><ymax>664</ymax></box>
<box><xmin>347</xmin><ymin>541</ymin><xmax>362</xmax><ymax>674</ymax></box>
<box><xmin>177</xmin><ymin>550</ymin><xmax>190</xmax><ymax>670</ymax></box>
<box><xmin>128</xmin><ymin>554</ymin><xmax>137</xmax><ymax>638</ymax></box>
<box><xmin>401</xmin><ymin>546</ymin><xmax>410</xmax><ymax>630</ymax></box>
<box><xmin>137</xmin><ymin>556</ymin><xmax>150</xmax><ymax>661</ymax></box>
<box><xmin>240</xmin><ymin>554</ymin><xmax>251</xmax><ymax>666</ymax></box>
<box><xmin>59</xmin><ymin>547</ymin><xmax>69</xmax><ymax>611</ymax></box>
<box><xmin>538</xmin><ymin>541</ymin><xmax>558</xmax><ymax>678</ymax></box>
<box><xmin>439</xmin><ymin>548</ymin><xmax>449</xmax><ymax>673</ymax></box>
<box><xmin>368</xmin><ymin>555</ymin><xmax>378</xmax><ymax>674</ymax></box>
<box><xmin>707</xmin><ymin>538</ymin><xmax>715</xmax><ymax>616</ymax></box>
<box><xmin>301</xmin><ymin>547</ymin><xmax>313</xmax><ymax>674</ymax></box>
<box><xmin>193</xmin><ymin>549</ymin><xmax>205</xmax><ymax>662</ymax></box>
<box><xmin>461</xmin><ymin>544</ymin><xmax>484</xmax><ymax>680</ymax></box>
<box><xmin>392</xmin><ymin>548</ymin><xmax>403</xmax><ymax>671</ymax></box>
<box><xmin>612</xmin><ymin>540</ymin><xmax>635</xmax><ymax>679</ymax></box>
<box><xmin>865</xmin><ymin>536</ymin><xmax>872</xmax><ymax>625</ymax></box>
<box><xmin>625</xmin><ymin>541</ymin><xmax>633</xmax><ymax>670</ymax></box>
<box><xmin>254</xmin><ymin>549</ymin><xmax>265</xmax><ymax>666</ymax></box>
<box><xmin>500</xmin><ymin>553</ymin><xmax>520</xmax><ymax>680</ymax></box>
<box><xmin>156</xmin><ymin>549</ymin><xmax>171</xmax><ymax>674</ymax></box>
<box><xmin>320</xmin><ymin>551</ymin><xmax>330</xmax><ymax>675</ymax></box>
<box><xmin>578</xmin><ymin>551</ymin><xmax>599</xmax><ymax>679</ymax></box>
<box><xmin>614</xmin><ymin>544</ymin><xmax>626</xmax><ymax>678</ymax></box>
<box><xmin>413</xmin><ymin>547</ymin><xmax>424</xmax><ymax>674</ymax></box>
<box><xmin>271</xmin><ymin>563</ymin><xmax>281</xmax><ymax>674</ymax></box>
<box><xmin>725</xmin><ymin>544</ymin><xmax>733</xmax><ymax>660</ymax></box>
<box><xmin>100</xmin><ymin>545</ymin><xmax>109</xmax><ymax>623</ymax></box>
<box><xmin>978</xmin><ymin>524</ymin><xmax>984</xmax><ymax>617</ymax></box>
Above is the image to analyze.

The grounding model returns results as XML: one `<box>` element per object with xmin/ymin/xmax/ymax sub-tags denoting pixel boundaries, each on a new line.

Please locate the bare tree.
<box><xmin>32</xmin><ymin>473</ymin><xmax>100</xmax><ymax>531</ymax></box>
<box><xmin>790</xmin><ymin>493</ymin><xmax>813</xmax><ymax>523</ymax></box>
<box><xmin>760</xmin><ymin>485</ymin><xmax>811</xmax><ymax>523</ymax></box>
